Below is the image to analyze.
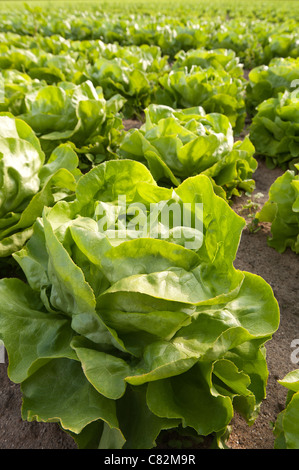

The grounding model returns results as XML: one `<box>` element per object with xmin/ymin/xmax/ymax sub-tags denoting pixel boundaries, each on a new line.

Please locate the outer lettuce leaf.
<box><xmin>116</xmin><ymin>384</ymin><xmax>179</xmax><ymax>449</ymax></box>
<box><xmin>146</xmin><ymin>362</ymin><xmax>235</xmax><ymax>436</ymax></box>
<box><xmin>0</xmin><ymin>160</ymin><xmax>279</xmax><ymax>448</ymax></box>
<box><xmin>0</xmin><ymin>278</ymin><xmax>76</xmax><ymax>384</ymax></box>
<box><xmin>21</xmin><ymin>358</ymin><xmax>123</xmax><ymax>437</ymax></box>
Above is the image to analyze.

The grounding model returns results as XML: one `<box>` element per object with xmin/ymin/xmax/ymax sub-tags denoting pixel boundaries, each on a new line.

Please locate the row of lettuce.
<box><xmin>0</xmin><ymin>14</ymin><xmax>298</xmax><ymax>449</ymax></box>
<box><xmin>0</xmin><ymin>114</ymin><xmax>297</xmax><ymax>448</ymax></box>
<box><xmin>1</xmin><ymin>36</ymin><xmax>299</xmax><ymax>161</ymax></box>
<box><xmin>0</xmin><ymin>8</ymin><xmax>298</xmax><ymax>68</ymax></box>
<box><xmin>0</xmin><ymin>39</ymin><xmax>298</xmax><ymax>256</ymax></box>
<box><xmin>0</xmin><ymin>115</ymin><xmax>297</xmax><ymax>448</ymax></box>
<box><xmin>1</xmin><ymin>97</ymin><xmax>298</xmax><ymax>257</ymax></box>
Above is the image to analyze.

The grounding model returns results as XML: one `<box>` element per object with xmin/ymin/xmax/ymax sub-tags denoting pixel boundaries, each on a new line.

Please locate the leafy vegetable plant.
<box><xmin>88</xmin><ymin>57</ymin><xmax>154</xmax><ymax>119</ymax></box>
<box><xmin>0</xmin><ymin>159</ymin><xmax>279</xmax><ymax>449</ymax></box>
<box><xmin>18</xmin><ymin>80</ymin><xmax>126</xmax><ymax>166</ymax></box>
<box><xmin>0</xmin><ymin>70</ymin><xmax>44</xmax><ymax>115</ymax></box>
<box><xmin>246</xmin><ymin>57</ymin><xmax>299</xmax><ymax>116</ymax></box>
<box><xmin>273</xmin><ymin>369</ymin><xmax>299</xmax><ymax>449</ymax></box>
<box><xmin>262</xmin><ymin>33</ymin><xmax>299</xmax><ymax>66</ymax></box>
<box><xmin>173</xmin><ymin>48</ymin><xmax>244</xmax><ymax>79</ymax></box>
<box><xmin>117</xmin><ymin>104</ymin><xmax>257</xmax><ymax>198</ymax></box>
<box><xmin>250</xmin><ymin>91</ymin><xmax>299</xmax><ymax>169</ymax></box>
<box><xmin>155</xmin><ymin>66</ymin><xmax>246</xmax><ymax>134</ymax></box>
<box><xmin>256</xmin><ymin>164</ymin><xmax>299</xmax><ymax>254</ymax></box>
<box><xmin>0</xmin><ymin>44</ymin><xmax>86</xmax><ymax>84</ymax></box>
<box><xmin>0</xmin><ymin>114</ymin><xmax>81</xmax><ymax>257</ymax></box>
<box><xmin>84</xmin><ymin>42</ymin><xmax>170</xmax><ymax>77</ymax></box>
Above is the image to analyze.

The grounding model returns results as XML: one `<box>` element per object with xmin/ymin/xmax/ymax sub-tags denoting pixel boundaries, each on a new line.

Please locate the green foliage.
<box><xmin>88</xmin><ymin>58</ymin><xmax>153</xmax><ymax>119</ymax></box>
<box><xmin>256</xmin><ymin>164</ymin><xmax>299</xmax><ymax>254</ymax></box>
<box><xmin>173</xmin><ymin>48</ymin><xmax>244</xmax><ymax>78</ymax></box>
<box><xmin>118</xmin><ymin>104</ymin><xmax>256</xmax><ymax>197</ymax></box>
<box><xmin>0</xmin><ymin>114</ymin><xmax>81</xmax><ymax>257</ymax></box>
<box><xmin>155</xmin><ymin>67</ymin><xmax>246</xmax><ymax>134</ymax></box>
<box><xmin>18</xmin><ymin>80</ymin><xmax>126</xmax><ymax>165</ymax></box>
<box><xmin>250</xmin><ymin>91</ymin><xmax>299</xmax><ymax>169</ymax></box>
<box><xmin>274</xmin><ymin>370</ymin><xmax>299</xmax><ymax>449</ymax></box>
<box><xmin>0</xmin><ymin>0</ymin><xmax>294</xmax><ymax>450</ymax></box>
<box><xmin>0</xmin><ymin>160</ymin><xmax>279</xmax><ymax>448</ymax></box>
<box><xmin>0</xmin><ymin>69</ymin><xmax>44</xmax><ymax>115</ymax></box>
<box><xmin>246</xmin><ymin>57</ymin><xmax>299</xmax><ymax>116</ymax></box>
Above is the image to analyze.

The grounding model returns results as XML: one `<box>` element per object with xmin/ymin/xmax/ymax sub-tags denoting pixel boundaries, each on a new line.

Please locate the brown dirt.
<box><xmin>0</xmin><ymin>150</ymin><xmax>298</xmax><ymax>449</ymax></box>
<box><xmin>123</xmin><ymin>119</ymin><xmax>143</xmax><ymax>131</ymax></box>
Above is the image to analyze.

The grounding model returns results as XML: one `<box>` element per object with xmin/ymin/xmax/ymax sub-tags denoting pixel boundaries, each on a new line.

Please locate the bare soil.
<box><xmin>0</xmin><ymin>136</ymin><xmax>298</xmax><ymax>449</ymax></box>
<box><xmin>123</xmin><ymin>119</ymin><xmax>143</xmax><ymax>131</ymax></box>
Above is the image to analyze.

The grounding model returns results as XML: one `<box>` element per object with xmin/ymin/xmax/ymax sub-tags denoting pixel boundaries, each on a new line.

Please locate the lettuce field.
<box><xmin>0</xmin><ymin>0</ymin><xmax>298</xmax><ymax>450</ymax></box>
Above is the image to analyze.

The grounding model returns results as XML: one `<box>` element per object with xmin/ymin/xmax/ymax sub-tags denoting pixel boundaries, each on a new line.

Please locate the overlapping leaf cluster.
<box><xmin>0</xmin><ymin>43</ymin><xmax>85</xmax><ymax>83</ymax></box>
<box><xmin>0</xmin><ymin>115</ymin><xmax>81</xmax><ymax>257</ymax></box>
<box><xmin>273</xmin><ymin>370</ymin><xmax>299</xmax><ymax>449</ymax></box>
<box><xmin>246</xmin><ymin>57</ymin><xmax>299</xmax><ymax>116</ymax></box>
<box><xmin>173</xmin><ymin>48</ymin><xmax>244</xmax><ymax>78</ymax></box>
<box><xmin>0</xmin><ymin>73</ymin><xmax>126</xmax><ymax>165</ymax></box>
<box><xmin>0</xmin><ymin>160</ymin><xmax>279</xmax><ymax>449</ymax></box>
<box><xmin>1</xmin><ymin>7</ymin><xmax>298</xmax><ymax>67</ymax></box>
<box><xmin>155</xmin><ymin>54</ymin><xmax>246</xmax><ymax>134</ymax></box>
<box><xmin>118</xmin><ymin>104</ymin><xmax>256</xmax><ymax>197</ymax></box>
<box><xmin>256</xmin><ymin>164</ymin><xmax>299</xmax><ymax>254</ymax></box>
<box><xmin>250</xmin><ymin>91</ymin><xmax>299</xmax><ymax>169</ymax></box>
<box><xmin>17</xmin><ymin>80</ymin><xmax>126</xmax><ymax>165</ymax></box>
<box><xmin>0</xmin><ymin>69</ymin><xmax>44</xmax><ymax>115</ymax></box>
